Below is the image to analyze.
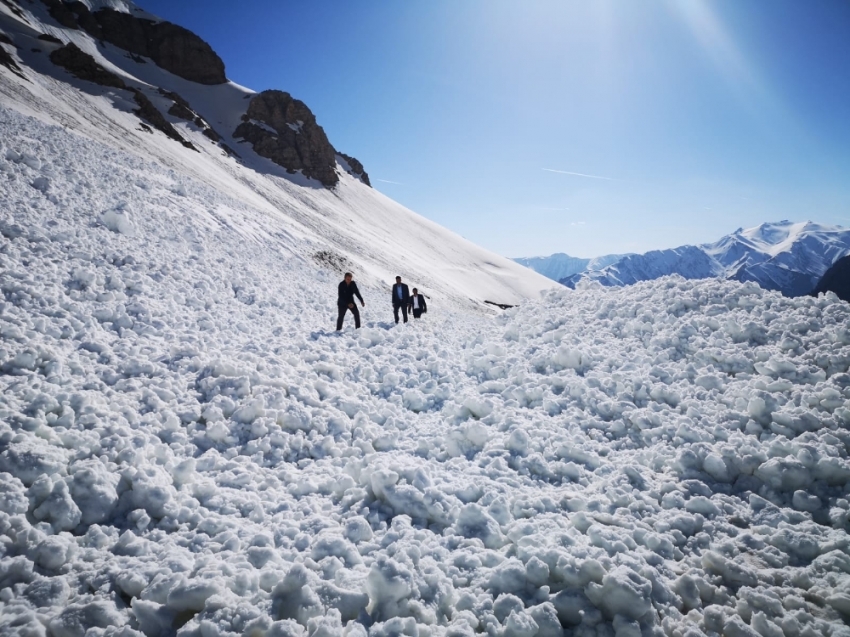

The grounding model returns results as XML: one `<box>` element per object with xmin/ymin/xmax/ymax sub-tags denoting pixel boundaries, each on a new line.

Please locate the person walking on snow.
<box><xmin>337</xmin><ymin>272</ymin><xmax>364</xmax><ymax>330</ymax></box>
<box><xmin>409</xmin><ymin>288</ymin><xmax>427</xmax><ymax>319</ymax></box>
<box><xmin>391</xmin><ymin>276</ymin><xmax>410</xmax><ymax>324</ymax></box>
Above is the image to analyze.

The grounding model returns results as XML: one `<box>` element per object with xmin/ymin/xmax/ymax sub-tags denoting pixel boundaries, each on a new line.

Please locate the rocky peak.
<box><xmin>336</xmin><ymin>151</ymin><xmax>370</xmax><ymax>187</ymax></box>
<box><xmin>39</xmin><ymin>1</ymin><xmax>226</xmax><ymax>85</ymax></box>
<box><xmin>234</xmin><ymin>90</ymin><xmax>340</xmax><ymax>188</ymax></box>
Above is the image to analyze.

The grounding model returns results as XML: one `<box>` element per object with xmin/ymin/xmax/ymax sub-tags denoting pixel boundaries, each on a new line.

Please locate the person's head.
<box><xmin>395</xmin><ymin>276</ymin><xmax>402</xmax><ymax>283</ymax></box>
<box><xmin>412</xmin><ymin>288</ymin><xmax>418</xmax><ymax>294</ymax></box>
<box><xmin>344</xmin><ymin>272</ymin><xmax>352</xmax><ymax>282</ymax></box>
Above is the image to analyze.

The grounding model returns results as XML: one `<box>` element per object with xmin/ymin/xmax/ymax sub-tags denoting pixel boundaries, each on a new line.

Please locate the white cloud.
<box><xmin>542</xmin><ymin>168</ymin><xmax>615</xmax><ymax>181</ymax></box>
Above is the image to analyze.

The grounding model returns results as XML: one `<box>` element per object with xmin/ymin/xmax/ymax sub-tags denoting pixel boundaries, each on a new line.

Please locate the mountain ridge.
<box><xmin>513</xmin><ymin>252</ymin><xmax>628</xmax><ymax>282</ymax></box>
<box><xmin>517</xmin><ymin>221</ymin><xmax>850</xmax><ymax>297</ymax></box>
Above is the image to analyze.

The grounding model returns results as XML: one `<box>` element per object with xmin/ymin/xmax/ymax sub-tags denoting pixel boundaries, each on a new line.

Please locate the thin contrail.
<box><xmin>542</xmin><ymin>168</ymin><xmax>615</xmax><ymax>181</ymax></box>
<box><xmin>375</xmin><ymin>178</ymin><xmax>404</xmax><ymax>185</ymax></box>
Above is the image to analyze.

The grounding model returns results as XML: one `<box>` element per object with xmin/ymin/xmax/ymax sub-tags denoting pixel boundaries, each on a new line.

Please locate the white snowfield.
<box><xmin>2</xmin><ymin>1</ymin><xmax>850</xmax><ymax>636</ymax></box>
<box><xmin>2</xmin><ymin>107</ymin><xmax>850</xmax><ymax>637</ymax></box>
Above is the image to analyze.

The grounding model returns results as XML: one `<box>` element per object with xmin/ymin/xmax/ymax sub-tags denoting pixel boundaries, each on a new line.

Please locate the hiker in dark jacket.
<box><xmin>337</xmin><ymin>272</ymin><xmax>364</xmax><ymax>330</ymax></box>
<box><xmin>409</xmin><ymin>288</ymin><xmax>427</xmax><ymax>319</ymax></box>
<box><xmin>391</xmin><ymin>276</ymin><xmax>410</xmax><ymax>324</ymax></box>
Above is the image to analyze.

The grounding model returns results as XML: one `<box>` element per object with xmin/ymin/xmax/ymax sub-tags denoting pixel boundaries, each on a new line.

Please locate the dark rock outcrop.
<box><xmin>38</xmin><ymin>1</ymin><xmax>226</xmax><ymax>85</ymax></box>
<box><xmin>36</xmin><ymin>33</ymin><xmax>62</xmax><ymax>44</ymax></box>
<box><xmin>131</xmin><ymin>90</ymin><xmax>196</xmax><ymax>151</ymax></box>
<box><xmin>66</xmin><ymin>2</ymin><xmax>102</xmax><ymax>37</ymax></box>
<box><xmin>217</xmin><ymin>142</ymin><xmax>240</xmax><ymax>159</ymax></box>
<box><xmin>0</xmin><ymin>0</ymin><xmax>26</xmax><ymax>21</ymax></box>
<box><xmin>158</xmin><ymin>88</ymin><xmax>224</xmax><ymax>144</ymax></box>
<box><xmin>811</xmin><ymin>255</ymin><xmax>850</xmax><ymax>302</ymax></box>
<box><xmin>0</xmin><ymin>34</ymin><xmax>26</xmax><ymax>79</ymax></box>
<box><xmin>49</xmin><ymin>44</ymin><xmax>194</xmax><ymax>150</ymax></box>
<box><xmin>202</xmin><ymin>127</ymin><xmax>222</xmax><ymax>143</ymax></box>
<box><xmin>40</xmin><ymin>0</ymin><xmax>79</xmax><ymax>29</ymax></box>
<box><xmin>92</xmin><ymin>9</ymin><xmax>226</xmax><ymax>85</ymax></box>
<box><xmin>49</xmin><ymin>42</ymin><xmax>125</xmax><ymax>89</ymax></box>
<box><xmin>32</xmin><ymin>2</ymin><xmax>368</xmax><ymax>176</ymax></box>
<box><xmin>234</xmin><ymin>90</ymin><xmax>339</xmax><ymax>188</ymax></box>
<box><xmin>161</xmin><ymin>88</ymin><xmax>196</xmax><ymax>122</ymax></box>
<box><xmin>337</xmin><ymin>151</ymin><xmax>371</xmax><ymax>187</ymax></box>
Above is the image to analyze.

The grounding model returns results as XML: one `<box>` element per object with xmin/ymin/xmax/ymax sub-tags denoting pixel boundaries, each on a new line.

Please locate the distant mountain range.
<box><xmin>512</xmin><ymin>253</ymin><xmax>628</xmax><ymax>282</ymax></box>
<box><xmin>516</xmin><ymin>221</ymin><xmax>850</xmax><ymax>297</ymax></box>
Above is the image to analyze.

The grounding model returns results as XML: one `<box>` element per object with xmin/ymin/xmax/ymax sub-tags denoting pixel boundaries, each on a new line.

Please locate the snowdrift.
<box><xmin>2</xmin><ymin>1</ymin><xmax>850</xmax><ymax>636</ymax></box>
<box><xmin>2</xmin><ymin>107</ymin><xmax>850</xmax><ymax>637</ymax></box>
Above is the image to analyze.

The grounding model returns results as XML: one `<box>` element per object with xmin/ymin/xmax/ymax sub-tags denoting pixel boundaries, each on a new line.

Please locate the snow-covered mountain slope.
<box><xmin>2</xmin><ymin>111</ymin><xmax>850</xmax><ymax>637</ymax></box>
<box><xmin>0</xmin><ymin>0</ymin><xmax>554</xmax><ymax>310</ymax></box>
<box><xmin>813</xmin><ymin>255</ymin><xmax>850</xmax><ymax>303</ymax></box>
<box><xmin>563</xmin><ymin>221</ymin><xmax>850</xmax><ymax>296</ymax></box>
<box><xmin>565</xmin><ymin>246</ymin><xmax>724</xmax><ymax>289</ymax></box>
<box><xmin>513</xmin><ymin>253</ymin><xmax>627</xmax><ymax>283</ymax></box>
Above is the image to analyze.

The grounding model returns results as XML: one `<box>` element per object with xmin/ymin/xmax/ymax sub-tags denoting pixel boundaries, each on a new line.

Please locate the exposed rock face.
<box><xmin>49</xmin><ymin>42</ymin><xmax>125</xmax><ymax>89</ymax></box>
<box><xmin>95</xmin><ymin>10</ymin><xmax>226</xmax><ymax>85</ymax></box>
<box><xmin>39</xmin><ymin>1</ymin><xmax>226</xmax><ymax>85</ymax></box>
<box><xmin>161</xmin><ymin>88</ymin><xmax>196</xmax><ymax>122</ymax></box>
<box><xmin>337</xmin><ymin>151</ymin><xmax>371</xmax><ymax>187</ymax></box>
<box><xmin>40</xmin><ymin>0</ymin><xmax>78</xmax><ymax>29</ymax></box>
<box><xmin>0</xmin><ymin>31</ymin><xmax>26</xmax><ymax>79</ymax></box>
<box><xmin>234</xmin><ymin>90</ymin><xmax>339</xmax><ymax>188</ymax></box>
<box><xmin>0</xmin><ymin>0</ymin><xmax>26</xmax><ymax>21</ymax></box>
<box><xmin>0</xmin><ymin>39</ymin><xmax>25</xmax><ymax>79</ymax></box>
<box><xmin>36</xmin><ymin>33</ymin><xmax>62</xmax><ymax>44</ymax></box>
<box><xmin>40</xmin><ymin>0</ymin><xmax>101</xmax><ymax>35</ymax></box>
<box><xmin>131</xmin><ymin>90</ymin><xmax>196</xmax><ymax>151</ymax></box>
<box><xmin>34</xmin><ymin>3</ymin><xmax>367</xmax><ymax>179</ymax></box>
<box><xmin>158</xmin><ymin>88</ymin><xmax>224</xmax><ymax>144</ymax></box>
<box><xmin>811</xmin><ymin>255</ymin><xmax>850</xmax><ymax>302</ymax></box>
<box><xmin>49</xmin><ymin>43</ymin><xmax>194</xmax><ymax>150</ymax></box>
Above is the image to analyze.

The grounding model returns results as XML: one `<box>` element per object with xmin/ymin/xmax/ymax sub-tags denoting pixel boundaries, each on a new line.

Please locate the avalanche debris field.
<box><xmin>2</xmin><ymin>109</ymin><xmax>850</xmax><ymax>637</ymax></box>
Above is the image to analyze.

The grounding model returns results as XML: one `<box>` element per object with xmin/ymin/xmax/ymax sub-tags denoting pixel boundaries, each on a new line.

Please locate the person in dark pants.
<box><xmin>391</xmin><ymin>276</ymin><xmax>410</xmax><ymax>324</ymax></box>
<box><xmin>337</xmin><ymin>272</ymin><xmax>364</xmax><ymax>330</ymax></box>
<box><xmin>409</xmin><ymin>288</ymin><xmax>427</xmax><ymax>319</ymax></box>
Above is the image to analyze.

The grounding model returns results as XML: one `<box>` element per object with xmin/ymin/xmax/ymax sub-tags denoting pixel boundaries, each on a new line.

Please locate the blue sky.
<box><xmin>140</xmin><ymin>0</ymin><xmax>850</xmax><ymax>258</ymax></box>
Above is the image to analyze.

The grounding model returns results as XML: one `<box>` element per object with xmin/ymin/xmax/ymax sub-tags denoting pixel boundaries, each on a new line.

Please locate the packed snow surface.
<box><xmin>2</xmin><ymin>109</ymin><xmax>850</xmax><ymax>637</ymax></box>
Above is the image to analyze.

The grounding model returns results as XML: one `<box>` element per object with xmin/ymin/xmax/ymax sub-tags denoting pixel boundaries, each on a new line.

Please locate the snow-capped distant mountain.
<box><xmin>513</xmin><ymin>252</ymin><xmax>628</xmax><ymax>282</ymax></box>
<box><xmin>562</xmin><ymin>221</ymin><xmax>850</xmax><ymax>296</ymax></box>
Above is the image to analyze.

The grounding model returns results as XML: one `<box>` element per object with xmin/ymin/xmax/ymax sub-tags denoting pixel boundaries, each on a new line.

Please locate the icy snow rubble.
<box><xmin>2</xmin><ymin>112</ymin><xmax>850</xmax><ymax>637</ymax></box>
